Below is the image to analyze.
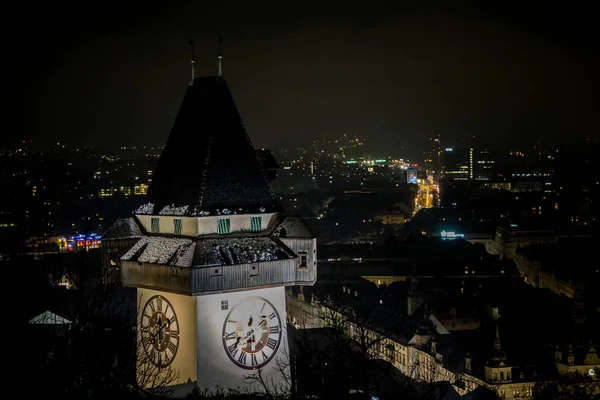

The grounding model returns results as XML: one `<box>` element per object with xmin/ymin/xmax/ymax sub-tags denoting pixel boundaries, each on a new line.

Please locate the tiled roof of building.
<box><xmin>29</xmin><ymin>310</ymin><xmax>72</xmax><ymax>325</ymax></box>
<box><xmin>139</xmin><ymin>76</ymin><xmax>281</xmax><ymax>217</ymax></box>
<box><xmin>193</xmin><ymin>237</ymin><xmax>295</xmax><ymax>266</ymax></box>
<box><xmin>121</xmin><ymin>236</ymin><xmax>196</xmax><ymax>267</ymax></box>
<box><xmin>120</xmin><ymin>235</ymin><xmax>295</xmax><ymax>268</ymax></box>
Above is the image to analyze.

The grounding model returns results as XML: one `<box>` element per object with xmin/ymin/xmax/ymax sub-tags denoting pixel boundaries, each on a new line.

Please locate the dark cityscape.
<box><xmin>9</xmin><ymin>1</ymin><xmax>599</xmax><ymax>399</ymax></box>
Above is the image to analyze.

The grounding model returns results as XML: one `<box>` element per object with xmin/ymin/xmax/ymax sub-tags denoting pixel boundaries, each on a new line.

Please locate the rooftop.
<box><xmin>121</xmin><ymin>235</ymin><xmax>295</xmax><ymax>268</ymax></box>
<box><xmin>140</xmin><ymin>76</ymin><xmax>281</xmax><ymax>217</ymax></box>
<box><xmin>101</xmin><ymin>217</ymin><xmax>143</xmax><ymax>239</ymax></box>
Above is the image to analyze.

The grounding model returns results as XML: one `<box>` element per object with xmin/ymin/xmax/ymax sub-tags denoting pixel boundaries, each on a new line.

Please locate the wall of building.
<box><xmin>195</xmin><ymin>286</ymin><xmax>289</xmax><ymax>392</ymax></box>
<box><xmin>136</xmin><ymin>215</ymin><xmax>196</xmax><ymax>236</ymax></box>
<box><xmin>555</xmin><ymin>362</ymin><xmax>599</xmax><ymax>376</ymax></box>
<box><xmin>286</xmin><ymin>290</ymin><xmax>322</xmax><ymax>329</ymax></box>
<box><xmin>191</xmin><ymin>258</ymin><xmax>297</xmax><ymax>294</ymax></box>
<box><xmin>513</xmin><ymin>253</ymin><xmax>575</xmax><ymax>298</ymax></box>
<box><xmin>279</xmin><ymin>237</ymin><xmax>317</xmax><ymax>284</ymax></box>
<box><xmin>374</xmin><ymin>214</ymin><xmax>406</xmax><ymax>225</ymax></box>
<box><xmin>197</xmin><ymin>213</ymin><xmax>276</xmax><ymax>235</ymax></box>
<box><xmin>494</xmin><ymin>228</ymin><xmax>558</xmax><ymax>259</ymax></box>
<box><xmin>136</xmin><ymin>213</ymin><xmax>276</xmax><ymax>236</ymax></box>
<box><xmin>121</xmin><ymin>258</ymin><xmax>298</xmax><ymax>295</ymax></box>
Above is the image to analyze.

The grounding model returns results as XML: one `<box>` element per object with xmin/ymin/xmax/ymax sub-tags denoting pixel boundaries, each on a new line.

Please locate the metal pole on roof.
<box><xmin>217</xmin><ymin>36</ymin><xmax>223</xmax><ymax>76</ymax></box>
<box><xmin>189</xmin><ymin>40</ymin><xmax>196</xmax><ymax>85</ymax></box>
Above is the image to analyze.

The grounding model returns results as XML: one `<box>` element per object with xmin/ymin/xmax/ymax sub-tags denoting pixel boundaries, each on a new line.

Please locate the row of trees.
<box><xmin>26</xmin><ymin>255</ymin><xmax>178</xmax><ymax>399</ymax></box>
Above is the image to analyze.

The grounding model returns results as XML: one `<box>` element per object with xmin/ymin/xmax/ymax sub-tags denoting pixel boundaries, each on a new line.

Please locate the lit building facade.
<box><xmin>286</xmin><ymin>290</ymin><xmax>538</xmax><ymax>399</ymax></box>
<box><xmin>442</xmin><ymin>148</ymin><xmax>470</xmax><ymax>181</ymax></box>
<box><xmin>443</xmin><ymin>148</ymin><xmax>496</xmax><ymax>182</ymax></box>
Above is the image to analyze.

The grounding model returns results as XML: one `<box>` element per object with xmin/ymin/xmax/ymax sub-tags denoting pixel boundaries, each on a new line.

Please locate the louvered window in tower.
<box><xmin>250</xmin><ymin>216</ymin><xmax>262</xmax><ymax>232</ymax></box>
<box><xmin>174</xmin><ymin>218</ymin><xmax>183</xmax><ymax>235</ymax></box>
<box><xmin>151</xmin><ymin>217</ymin><xmax>160</xmax><ymax>233</ymax></box>
<box><xmin>218</xmin><ymin>218</ymin><xmax>231</xmax><ymax>234</ymax></box>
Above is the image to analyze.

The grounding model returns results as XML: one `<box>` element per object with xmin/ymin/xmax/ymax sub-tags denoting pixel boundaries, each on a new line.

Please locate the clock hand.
<box><xmin>156</xmin><ymin>318</ymin><xmax>169</xmax><ymax>332</ymax></box>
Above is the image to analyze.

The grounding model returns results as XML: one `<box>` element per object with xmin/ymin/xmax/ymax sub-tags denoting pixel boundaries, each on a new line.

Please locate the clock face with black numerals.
<box><xmin>222</xmin><ymin>296</ymin><xmax>282</xmax><ymax>369</ymax></box>
<box><xmin>141</xmin><ymin>294</ymin><xmax>180</xmax><ymax>367</ymax></box>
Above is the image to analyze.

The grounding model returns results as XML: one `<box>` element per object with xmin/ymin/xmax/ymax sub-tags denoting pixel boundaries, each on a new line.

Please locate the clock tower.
<box><xmin>105</xmin><ymin>75</ymin><xmax>317</xmax><ymax>392</ymax></box>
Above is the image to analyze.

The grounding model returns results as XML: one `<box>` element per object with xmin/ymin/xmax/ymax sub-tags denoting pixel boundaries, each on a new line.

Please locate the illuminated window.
<box><xmin>151</xmin><ymin>217</ymin><xmax>160</xmax><ymax>233</ymax></box>
<box><xmin>174</xmin><ymin>218</ymin><xmax>183</xmax><ymax>235</ymax></box>
<box><xmin>218</xmin><ymin>218</ymin><xmax>231</xmax><ymax>234</ymax></box>
<box><xmin>107</xmin><ymin>249</ymin><xmax>120</xmax><ymax>271</ymax></box>
<box><xmin>298</xmin><ymin>250</ymin><xmax>308</xmax><ymax>268</ymax></box>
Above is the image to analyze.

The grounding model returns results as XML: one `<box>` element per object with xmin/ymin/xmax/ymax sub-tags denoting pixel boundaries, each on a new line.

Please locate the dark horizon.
<box><xmin>3</xmin><ymin>1</ymin><xmax>598</xmax><ymax>154</ymax></box>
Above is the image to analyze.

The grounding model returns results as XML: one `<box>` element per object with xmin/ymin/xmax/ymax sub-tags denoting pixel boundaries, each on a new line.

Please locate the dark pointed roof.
<box><xmin>102</xmin><ymin>217</ymin><xmax>143</xmax><ymax>239</ymax></box>
<box><xmin>139</xmin><ymin>76</ymin><xmax>281</xmax><ymax>216</ymax></box>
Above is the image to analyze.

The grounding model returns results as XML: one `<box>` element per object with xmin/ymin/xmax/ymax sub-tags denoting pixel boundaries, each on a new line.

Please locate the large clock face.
<box><xmin>141</xmin><ymin>294</ymin><xmax>180</xmax><ymax>367</ymax></box>
<box><xmin>222</xmin><ymin>296</ymin><xmax>282</xmax><ymax>370</ymax></box>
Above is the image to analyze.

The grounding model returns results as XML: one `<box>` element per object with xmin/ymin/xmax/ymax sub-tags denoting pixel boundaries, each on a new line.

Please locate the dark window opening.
<box><xmin>298</xmin><ymin>250</ymin><xmax>308</xmax><ymax>268</ymax></box>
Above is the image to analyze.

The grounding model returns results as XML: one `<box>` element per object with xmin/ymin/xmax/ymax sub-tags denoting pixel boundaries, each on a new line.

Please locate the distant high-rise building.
<box><xmin>423</xmin><ymin>135</ymin><xmax>442</xmax><ymax>181</ymax></box>
<box><xmin>471</xmin><ymin>148</ymin><xmax>496</xmax><ymax>181</ymax></box>
<box><xmin>442</xmin><ymin>147</ymin><xmax>496</xmax><ymax>182</ymax></box>
<box><xmin>442</xmin><ymin>148</ymin><xmax>470</xmax><ymax>181</ymax></box>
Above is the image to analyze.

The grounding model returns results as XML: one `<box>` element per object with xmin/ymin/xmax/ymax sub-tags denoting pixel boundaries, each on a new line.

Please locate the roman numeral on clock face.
<box><xmin>270</xmin><ymin>325</ymin><xmax>279</xmax><ymax>335</ymax></box>
<box><xmin>251</xmin><ymin>353</ymin><xmax>258</xmax><ymax>366</ymax></box>
<box><xmin>228</xmin><ymin>343</ymin><xmax>238</xmax><ymax>357</ymax></box>
<box><xmin>238</xmin><ymin>351</ymin><xmax>247</xmax><ymax>365</ymax></box>
<box><xmin>144</xmin><ymin>334</ymin><xmax>153</xmax><ymax>347</ymax></box>
<box><xmin>149</xmin><ymin>301</ymin><xmax>155</xmax><ymax>312</ymax></box>
<box><xmin>168</xmin><ymin>340</ymin><xmax>177</xmax><ymax>354</ymax></box>
<box><xmin>224</xmin><ymin>332</ymin><xmax>235</xmax><ymax>340</ymax></box>
<box><xmin>269</xmin><ymin>312</ymin><xmax>276</xmax><ymax>320</ymax></box>
<box><xmin>261</xmin><ymin>350</ymin><xmax>269</xmax><ymax>362</ymax></box>
<box><xmin>157</xmin><ymin>297</ymin><xmax>163</xmax><ymax>311</ymax></box>
<box><xmin>266</xmin><ymin>338</ymin><xmax>278</xmax><ymax>350</ymax></box>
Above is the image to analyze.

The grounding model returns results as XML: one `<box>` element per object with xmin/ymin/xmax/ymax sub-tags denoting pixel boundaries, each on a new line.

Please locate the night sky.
<box><xmin>3</xmin><ymin>1</ymin><xmax>598</xmax><ymax>155</ymax></box>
